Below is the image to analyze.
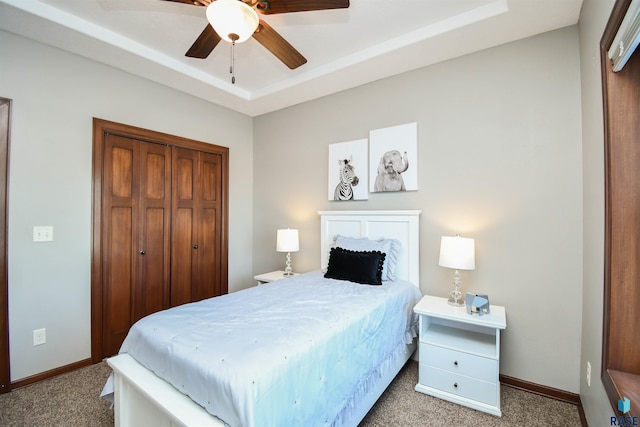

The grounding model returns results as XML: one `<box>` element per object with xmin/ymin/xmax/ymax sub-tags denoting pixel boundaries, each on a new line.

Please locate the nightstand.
<box><xmin>413</xmin><ymin>295</ymin><xmax>507</xmax><ymax>416</ymax></box>
<box><xmin>253</xmin><ymin>270</ymin><xmax>298</xmax><ymax>285</ymax></box>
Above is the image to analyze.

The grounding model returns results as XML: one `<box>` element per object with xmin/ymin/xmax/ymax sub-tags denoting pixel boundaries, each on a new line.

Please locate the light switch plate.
<box><xmin>33</xmin><ymin>328</ymin><xmax>46</xmax><ymax>346</ymax></box>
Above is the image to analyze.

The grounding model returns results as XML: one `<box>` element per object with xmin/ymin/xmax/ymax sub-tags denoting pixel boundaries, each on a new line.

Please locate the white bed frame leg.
<box><xmin>114</xmin><ymin>369</ymin><xmax>175</xmax><ymax>427</ymax></box>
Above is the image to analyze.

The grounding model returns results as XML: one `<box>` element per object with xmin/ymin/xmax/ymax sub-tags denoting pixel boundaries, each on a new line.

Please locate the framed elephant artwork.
<box><xmin>369</xmin><ymin>122</ymin><xmax>418</xmax><ymax>192</ymax></box>
<box><xmin>328</xmin><ymin>139</ymin><xmax>368</xmax><ymax>201</ymax></box>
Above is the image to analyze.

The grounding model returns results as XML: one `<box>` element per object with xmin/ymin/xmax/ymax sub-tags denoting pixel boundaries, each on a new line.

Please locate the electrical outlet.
<box><xmin>33</xmin><ymin>226</ymin><xmax>53</xmax><ymax>242</ymax></box>
<box><xmin>586</xmin><ymin>361</ymin><xmax>591</xmax><ymax>387</ymax></box>
<box><xmin>33</xmin><ymin>328</ymin><xmax>46</xmax><ymax>346</ymax></box>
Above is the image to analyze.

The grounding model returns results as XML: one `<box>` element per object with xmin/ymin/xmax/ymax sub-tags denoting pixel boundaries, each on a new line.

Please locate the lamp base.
<box><xmin>447</xmin><ymin>269</ymin><xmax>465</xmax><ymax>306</ymax></box>
<box><xmin>283</xmin><ymin>252</ymin><xmax>293</xmax><ymax>276</ymax></box>
<box><xmin>447</xmin><ymin>297</ymin><xmax>465</xmax><ymax>307</ymax></box>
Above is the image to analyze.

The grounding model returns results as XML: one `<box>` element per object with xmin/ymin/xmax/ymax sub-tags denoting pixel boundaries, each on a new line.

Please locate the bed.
<box><xmin>104</xmin><ymin>210</ymin><xmax>422</xmax><ymax>427</ymax></box>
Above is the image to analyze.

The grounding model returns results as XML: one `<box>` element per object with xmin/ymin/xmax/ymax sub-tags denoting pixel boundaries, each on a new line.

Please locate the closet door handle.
<box><xmin>193</xmin><ymin>244</ymin><xmax>198</xmax><ymax>249</ymax></box>
<box><xmin>139</xmin><ymin>250</ymin><xmax>146</xmax><ymax>255</ymax></box>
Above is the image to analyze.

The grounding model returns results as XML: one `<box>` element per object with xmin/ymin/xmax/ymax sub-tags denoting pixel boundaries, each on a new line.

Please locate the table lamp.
<box><xmin>439</xmin><ymin>235</ymin><xmax>475</xmax><ymax>306</ymax></box>
<box><xmin>276</xmin><ymin>228</ymin><xmax>299</xmax><ymax>276</ymax></box>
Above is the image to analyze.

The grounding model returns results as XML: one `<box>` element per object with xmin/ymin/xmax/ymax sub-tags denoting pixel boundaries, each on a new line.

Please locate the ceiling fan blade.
<box><xmin>256</xmin><ymin>0</ymin><xmax>349</xmax><ymax>14</ymax></box>
<box><xmin>252</xmin><ymin>19</ymin><xmax>307</xmax><ymax>69</ymax></box>
<box><xmin>160</xmin><ymin>0</ymin><xmax>210</xmax><ymax>6</ymax></box>
<box><xmin>186</xmin><ymin>24</ymin><xmax>221</xmax><ymax>58</ymax></box>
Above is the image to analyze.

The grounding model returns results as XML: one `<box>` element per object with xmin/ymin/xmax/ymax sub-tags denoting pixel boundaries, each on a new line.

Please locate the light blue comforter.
<box><xmin>118</xmin><ymin>270</ymin><xmax>421</xmax><ymax>427</ymax></box>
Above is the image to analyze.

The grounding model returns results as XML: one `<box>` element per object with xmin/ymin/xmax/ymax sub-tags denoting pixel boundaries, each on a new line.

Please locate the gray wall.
<box><xmin>578</xmin><ymin>0</ymin><xmax>617</xmax><ymax>424</ymax></box>
<box><xmin>253</xmin><ymin>27</ymin><xmax>584</xmax><ymax>393</ymax></box>
<box><xmin>0</xmin><ymin>30</ymin><xmax>255</xmax><ymax>381</ymax></box>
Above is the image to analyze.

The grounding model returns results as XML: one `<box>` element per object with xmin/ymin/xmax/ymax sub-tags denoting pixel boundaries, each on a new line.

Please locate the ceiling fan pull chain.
<box><xmin>230</xmin><ymin>40</ymin><xmax>236</xmax><ymax>84</ymax></box>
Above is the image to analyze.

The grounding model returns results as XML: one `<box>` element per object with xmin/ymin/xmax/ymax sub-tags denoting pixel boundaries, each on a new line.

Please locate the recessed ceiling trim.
<box><xmin>0</xmin><ymin>0</ymin><xmax>584</xmax><ymax>117</ymax></box>
<box><xmin>250</xmin><ymin>0</ymin><xmax>509</xmax><ymax>100</ymax></box>
<box><xmin>1</xmin><ymin>0</ymin><xmax>252</xmax><ymax>99</ymax></box>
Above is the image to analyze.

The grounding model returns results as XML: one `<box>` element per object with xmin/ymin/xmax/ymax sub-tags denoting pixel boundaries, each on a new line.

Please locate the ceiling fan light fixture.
<box><xmin>206</xmin><ymin>0</ymin><xmax>259</xmax><ymax>44</ymax></box>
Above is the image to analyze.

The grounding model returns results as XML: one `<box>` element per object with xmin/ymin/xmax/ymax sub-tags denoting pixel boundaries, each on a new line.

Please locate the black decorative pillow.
<box><xmin>324</xmin><ymin>247</ymin><xmax>386</xmax><ymax>285</ymax></box>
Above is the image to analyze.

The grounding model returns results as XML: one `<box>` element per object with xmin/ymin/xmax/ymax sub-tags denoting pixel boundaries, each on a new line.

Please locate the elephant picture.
<box><xmin>369</xmin><ymin>123</ymin><xmax>418</xmax><ymax>192</ymax></box>
<box><xmin>374</xmin><ymin>150</ymin><xmax>409</xmax><ymax>192</ymax></box>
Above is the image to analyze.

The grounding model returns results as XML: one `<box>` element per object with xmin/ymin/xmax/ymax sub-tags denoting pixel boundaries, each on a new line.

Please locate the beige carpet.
<box><xmin>0</xmin><ymin>360</ymin><xmax>582</xmax><ymax>426</ymax></box>
<box><xmin>0</xmin><ymin>361</ymin><xmax>113</xmax><ymax>427</ymax></box>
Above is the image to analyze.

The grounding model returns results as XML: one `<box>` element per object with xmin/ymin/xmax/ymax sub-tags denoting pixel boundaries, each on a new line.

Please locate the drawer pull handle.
<box><xmin>454</xmin><ymin>360</ymin><xmax>459</xmax><ymax>366</ymax></box>
<box><xmin>453</xmin><ymin>382</ymin><xmax>458</xmax><ymax>388</ymax></box>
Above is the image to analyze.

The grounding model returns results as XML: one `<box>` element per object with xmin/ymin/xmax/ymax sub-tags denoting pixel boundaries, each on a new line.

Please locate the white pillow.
<box><xmin>332</xmin><ymin>235</ymin><xmax>401</xmax><ymax>281</ymax></box>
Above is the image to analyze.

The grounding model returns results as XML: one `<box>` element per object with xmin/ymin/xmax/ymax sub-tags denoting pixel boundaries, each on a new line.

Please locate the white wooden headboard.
<box><xmin>318</xmin><ymin>210</ymin><xmax>421</xmax><ymax>287</ymax></box>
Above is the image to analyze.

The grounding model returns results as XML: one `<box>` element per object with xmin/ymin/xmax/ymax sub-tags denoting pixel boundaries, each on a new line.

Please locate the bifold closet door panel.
<box><xmin>102</xmin><ymin>135</ymin><xmax>171</xmax><ymax>356</ymax></box>
<box><xmin>193</xmin><ymin>152</ymin><xmax>223</xmax><ymax>302</ymax></box>
<box><xmin>171</xmin><ymin>147</ymin><xmax>223</xmax><ymax>306</ymax></box>
<box><xmin>132</xmin><ymin>142</ymin><xmax>171</xmax><ymax>323</ymax></box>
<box><xmin>171</xmin><ymin>147</ymin><xmax>197</xmax><ymax>307</ymax></box>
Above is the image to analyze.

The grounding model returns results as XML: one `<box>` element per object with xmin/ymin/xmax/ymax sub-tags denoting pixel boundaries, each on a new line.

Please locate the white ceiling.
<box><xmin>0</xmin><ymin>0</ymin><xmax>583</xmax><ymax>116</ymax></box>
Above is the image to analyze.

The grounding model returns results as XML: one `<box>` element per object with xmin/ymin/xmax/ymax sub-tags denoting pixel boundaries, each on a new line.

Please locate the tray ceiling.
<box><xmin>0</xmin><ymin>0</ymin><xmax>583</xmax><ymax>116</ymax></box>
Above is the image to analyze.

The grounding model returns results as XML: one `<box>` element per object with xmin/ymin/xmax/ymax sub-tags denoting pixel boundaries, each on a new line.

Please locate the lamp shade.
<box><xmin>439</xmin><ymin>235</ymin><xmax>475</xmax><ymax>270</ymax></box>
<box><xmin>276</xmin><ymin>229</ymin><xmax>299</xmax><ymax>253</ymax></box>
<box><xmin>206</xmin><ymin>0</ymin><xmax>259</xmax><ymax>43</ymax></box>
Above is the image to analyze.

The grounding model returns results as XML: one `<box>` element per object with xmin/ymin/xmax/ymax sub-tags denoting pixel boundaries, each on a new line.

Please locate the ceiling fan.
<box><xmin>162</xmin><ymin>0</ymin><xmax>350</xmax><ymax>70</ymax></box>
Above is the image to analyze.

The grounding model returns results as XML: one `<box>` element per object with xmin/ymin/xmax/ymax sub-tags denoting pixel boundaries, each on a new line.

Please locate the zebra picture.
<box><xmin>328</xmin><ymin>138</ymin><xmax>368</xmax><ymax>201</ymax></box>
<box><xmin>334</xmin><ymin>156</ymin><xmax>360</xmax><ymax>201</ymax></box>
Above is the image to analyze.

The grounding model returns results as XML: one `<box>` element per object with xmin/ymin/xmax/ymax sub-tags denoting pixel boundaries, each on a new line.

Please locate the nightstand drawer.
<box><xmin>419</xmin><ymin>365</ymin><xmax>497</xmax><ymax>406</ymax></box>
<box><xmin>420</xmin><ymin>343</ymin><xmax>498</xmax><ymax>383</ymax></box>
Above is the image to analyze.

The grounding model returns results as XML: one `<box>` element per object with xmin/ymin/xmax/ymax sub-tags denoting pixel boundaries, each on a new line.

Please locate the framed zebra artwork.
<box><xmin>328</xmin><ymin>139</ymin><xmax>368</xmax><ymax>201</ymax></box>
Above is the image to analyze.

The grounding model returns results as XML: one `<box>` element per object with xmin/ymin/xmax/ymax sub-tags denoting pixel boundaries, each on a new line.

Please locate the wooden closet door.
<box><xmin>133</xmin><ymin>142</ymin><xmax>171</xmax><ymax>322</ymax></box>
<box><xmin>102</xmin><ymin>135</ymin><xmax>171</xmax><ymax>356</ymax></box>
<box><xmin>196</xmin><ymin>151</ymin><xmax>224</xmax><ymax>300</ymax></box>
<box><xmin>171</xmin><ymin>147</ymin><xmax>224</xmax><ymax>306</ymax></box>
